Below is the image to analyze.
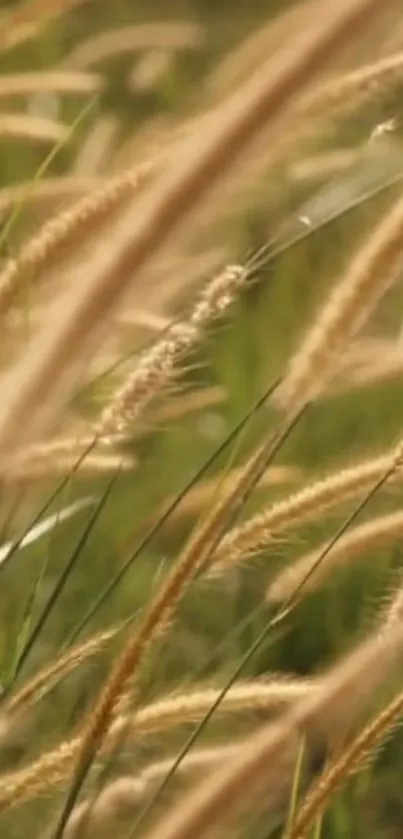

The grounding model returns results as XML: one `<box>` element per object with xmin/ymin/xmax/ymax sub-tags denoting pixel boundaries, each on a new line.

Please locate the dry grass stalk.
<box><xmin>142</xmin><ymin>619</ymin><xmax>403</xmax><ymax>839</ymax></box>
<box><xmin>117</xmin><ymin>678</ymin><xmax>314</xmax><ymax>737</ymax></box>
<box><xmin>157</xmin><ymin>463</ymin><xmax>300</xmax><ymax>525</ymax></box>
<box><xmin>6</xmin><ymin>625</ymin><xmax>121</xmax><ymax>718</ymax></box>
<box><xmin>0</xmin><ymin>162</ymin><xmax>154</xmax><ymax>316</ymax></box>
<box><xmin>0</xmin><ymin>114</ymin><xmax>67</xmax><ymax>144</ymax></box>
<box><xmin>129</xmin><ymin>50</ymin><xmax>174</xmax><ymax>94</ymax></box>
<box><xmin>208</xmin><ymin>0</ymin><xmax>325</xmax><ymax>99</ymax></box>
<box><xmin>1</xmin><ymin>450</ymin><xmax>136</xmax><ymax>483</ymax></box>
<box><xmin>0</xmin><ymin>0</ymin><xmax>94</xmax><ymax>52</ymax></box>
<box><xmin>97</xmin><ymin>264</ymin><xmax>247</xmax><ymax>441</ymax></box>
<box><xmin>274</xmin><ymin>192</ymin><xmax>403</xmax><ymax>411</ymax></box>
<box><xmin>65</xmin><ymin>429</ymin><xmax>298</xmax><ymax>805</ymax></box>
<box><xmin>213</xmin><ymin>452</ymin><xmax>397</xmax><ymax>570</ymax></box>
<box><xmin>72</xmin><ymin>116</ymin><xmax>120</xmax><ymax>176</ymax></box>
<box><xmin>0</xmin><ymin>177</ymin><xmax>101</xmax><ymax>222</ymax></box>
<box><xmin>267</xmin><ymin>509</ymin><xmax>403</xmax><ymax>602</ymax></box>
<box><xmin>0</xmin><ymin>674</ymin><xmax>311</xmax><ymax>811</ymax></box>
<box><xmin>0</xmin><ymin>0</ymin><xmax>388</xmax><ymax>458</ymax></box>
<box><xmin>287</xmin><ymin>686</ymin><xmax>403</xmax><ymax>839</ymax></box>
<box><xmin>288</xmin><ymin>149</ymin><xmax>361</xmax><ymax>182</ymax></box>
<box><xmin>62</xmin><ymin>746</ymin><xmax>240</xmax><ymax>839</ymax></box>
<box><xmin>64</xmin><ymin>23</ymin><xmax>203</xmax><ymax>69</ymax></box>
<box><xmin>337</xmin><ymin>348</ymin><xmax>403</xmax><ymax>391</ymax></box>
<box><xmin>146</xmin><ymin>385</ymin><xmax>227</xmax><ymax>426</ymax></box>
<box><xmin>0</xmin><ymin>71</ymin><xmax>102</xmax><ymax>98</ymax></box>
<box><xmin>304</xmin><ymin>48</ymin><xmax>403</xmax><ymax>118</ymax></box>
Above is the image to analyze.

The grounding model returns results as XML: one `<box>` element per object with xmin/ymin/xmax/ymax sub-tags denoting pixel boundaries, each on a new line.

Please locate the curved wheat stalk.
<box><xmin>0</xmin><ymin>676</ymin><xmax>311</xmax><ymax>811</ymax></box>
<box><xmin>0</xmin><ymin>177</ymin><xmax>101</xmax><ymax>221</ymax></box>
<box><xmin>213</xmin><ymin>452</ymin><xmax>397</xmax><ymax>570</ymax></box>
<box><xmin>142</xmin><ymin>618</ymin><xmax>403</xmax><ymax>839</ymax></box>
<box><xmin>0</xmin><ymin>0</ymin><xmax>387</xmax><ymax>458</ymax></box>
<box><xmin>0</xmin><ymin>0</ymin><xmax>95</xmax><ymax>52</ymax></box>
<box><xmin>72</xmin><ymin>116</ymin><xmax>120</xmax><ymax>176</ymax></box>
<box><xmin>6</xmin><ymin>625</ymin><xmax>121</xmax><ymax>718</ymax></box>
<box><xmin>304</xmin><ymin>49</ymin><xmax>403</xmax><ymax>118</ymax></box>
<box><xmin>267</xmin><ymin>509</ymin><xmax>403</xmax><ymax>602</ymax></box>
<box><xmin>0</xmin><ymin>114</ymin><xmax>67</xmax><ymax>144</ymax></box>
<box><xmin>64</xmin><ymin>23</ymin><xmax>203</xmax><ymax>69</ymax></box>
<box><xmin>287</xmin><ymin>685</ymin><xmax>403</xmax><ymax>838</ymax></box>
<box><xmin>96</xmin><ymin>263</ymin><xmax>247</xmax><ymax>441</ymax></box>
<box><xmin>0</xmin><ymin>162</ymin><xmax>154</xmax><ymax>316</ymax></box>
<box><xmin>0</xmin><ymin>71</ymin><xmax>102</xmax><ymax>98</ymax></box>
<box><xmin>62</xmin><ymin>745</ymin><xmax>239</xmax><ymax>838</ymax></box>
<box><xmin>274</xmin><ymin>189</ymin><xmax>403</xmax><ymax>410</ymax></box>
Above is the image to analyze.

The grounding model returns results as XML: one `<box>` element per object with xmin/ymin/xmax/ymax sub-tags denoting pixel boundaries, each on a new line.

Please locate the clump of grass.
<box><xmin>2</xmin><ymin>2</ymin><xmax>403</xmax><ymax>839</ymax></box>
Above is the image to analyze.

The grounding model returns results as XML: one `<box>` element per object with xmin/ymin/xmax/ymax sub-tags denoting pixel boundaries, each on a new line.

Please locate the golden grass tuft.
<box><xmin>267</xmin><ymin>509</ymin><xmax>403</xmax><ymax>602</ymax></box>
<box><xmin>0</xmin><ymin>161</ymin><xmax>154</xmax><ymax>317</ymax></box>
<box><xmin>0</xmin><ymin>0</ymin><xmax>388</xmax><ymax>459</ymax></box>
<box><xmin>274</xmin><ymin>193</ymin><xmax>403</xmax><ymax>410</ymax></box>
<box><xmin>213</xmin><ymin>451</ymin><xmax>398</xmax><ymax>570</ymax></box>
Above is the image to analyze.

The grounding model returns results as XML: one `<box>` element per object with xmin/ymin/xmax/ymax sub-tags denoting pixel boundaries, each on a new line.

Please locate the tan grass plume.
<box><xmin>274</xmin><ymin>190</ymin><xmax>403</xmax><ymax>410</ymax></box>
<box><xmin>0</xmin><ymin>0</ymin><xmax>390</xmax><ymax>458</ymax></box>
<box><xmin>0</xmin><ymin>114</ymin><xmax>67</xmax><ymax>144</ymax></box>
<box><xmin>287</xmin><ymin>683</ymin><xmax>403</xmax><ymax>839</ymax></box>
<box><xmin>0</xmin><ymin>161</ymin><xmax>154</xmax><ymax>317</ymax></box>
<box><xmin>213</xmin><ymin>452</ymin><xmax>398</xmax><ymax>570</ymax></box>
<box><xmin>267</xmin><ymin>508</ymin><xmax>403</xmax><ymax>602</ymax></box>
<box><xmin>141</xmin><ymin>616</ymin><xmax>403</xmax><ymax>839</ymax></box>
<box><xmin>64</xmin><ymin>23</ymin><xmax>203</xmax><ymax>69</ymax></box>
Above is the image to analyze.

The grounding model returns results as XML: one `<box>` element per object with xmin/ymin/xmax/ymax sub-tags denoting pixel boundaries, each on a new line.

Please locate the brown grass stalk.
<box><xmin>0</xmin><ymin>0</ymin><xmax>95</xmax><ymax>52</ymax></box>
<box><xmin>0</xmin><ymin>161</ymin><xmax>154</xmax><ymax>316</ymax></box>
<box><xmin>72</xmin><ymin>116</ymin><xmax>120</xmax><ymax>176</ymax></box>
<box><xmin>0</xmin><ymin>114</ymin><xmax>67</xmax><ymax>144</ymax></box>
<box><xmin>96</xmin><ymin>264</ymin><xmax>247</xmax><ymax>440</ymax></box>
<box><xmin>274</xmin><ymin>192</ymin><xmax>403</xmax><ymax>410</ymax></box>
<box><xmin>156</xmin><ymin>463</ymin><xmax>300</xmax><ymax>525</ymax></box>
<box><xmin>213</xmin><ymin>452</ymin><xmax>397</xmax><ymax>570</ymax></box>
<box><xmin>141</xmin><ymin>620</ymin><xmax>403</xmax><ymax>839</ymax></box>
<box><xmin>0</xmin><ymin>674</ymin><xmax>311</xmax><ymax>811</ymax></box>
<box><xmin>287</xmin><ymin>686</ymin><xmax>403</xmax><ymax>839</ymax></box>
<box><xmin>0</xmin><ymin>177</ymin><xmax>101</xmax><ymax>221</ymax></box>
<box><xmin>64</xmin><ymin>23</ymin><xmax>203</xmax><ymax>69</ymax></box>
<box><xmin>63</xmin><ymin>428</ymin><xmax>297</xmax><ymax>804</ymax></box>
<box><xmin>0</xmin><ymin>71</ymin><xmax>102</xmax><ymax>98</ymax></box>
<box><xmin>6</xmin><ymin>625</ymin><xmax>121</xmax><ymax>718</ymax></box>
<box><xmin>304</xmin><ymin>48</ymin><xmax>403</xmax><ymax>118</ymax></box>
<box><xmin>62</xmin><ymin>745</ymin><xmax>239</xmax><ymax>839</ymax></box>
<box><xmin>267</xmin><ymin>509</ymin><xmax>403</xmax><ymax>602</ymax></box>
<box><xmin>0</xmin><ymin>0</ymin><xmax>390</xmax><ymax>459</ymax></box>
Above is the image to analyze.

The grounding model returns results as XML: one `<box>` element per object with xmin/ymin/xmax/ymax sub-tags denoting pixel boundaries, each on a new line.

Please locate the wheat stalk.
<box><xmin>275</xmin><ymin>190</ymin><xmax>403</xmax><ymax>410</ymax></box>
<box><xmin>96</xmin><ymin>264</ymin><xmax>247</xmax><ymax>441</ymax></box>
<box><xmin>0</xmin><ymin>114</ymin><xmax>67</xmax><ymax>143</ymax></box>
<box><xmin>287</xmin><ymin>685</ymin><xmax>403</xmax><ymax>839</ymax></box>
<box><xmin>0</xmin><ymin>0</ymin><xmax>389</xmax><ymax>458</ymax></box>
<box><xmin>142</xmin><ymin>618</ymin><xmax>403</xmax><ymax>839</ymax></box>
<box><xmin>0</xmin><ymin>0</ymin><xmax>95</xmax><ymax>52</ymax></box>
<box><xmin>0</xmin><ymin>162</ymin><xmax>154</xmax><ymax>316</ymax></box>
<box><xmin>64</xmin><ymin>23</ymin><xmax>203</xmax><ymax>69</ymax></box>
<box><xmin>0</xmin><ymin>71</ymin><xmax>102</xmax><ymax>98</ymax></box>
<box><xmin>267</xmin><ymin>509</ymin><xmax>403</xmax><ymax>602</ymax></box>
<box><xmin>61</xmin><ymin>745</ymin><xmax>239</xmax><ymax>839</ymax></box>
<box><xmin>0</xmin><ymin>675</ymin><xmax>311</xmax><ymax>811</ymax></box>
<box><xmin>6</xmin><ymin>625</ymin><xmax>121</xmax><ymax>718</ymax></box>
<box><xmin>213</xmin><ymin>452</ymin><xmax>397</xmax><ymax>570</ymax></box>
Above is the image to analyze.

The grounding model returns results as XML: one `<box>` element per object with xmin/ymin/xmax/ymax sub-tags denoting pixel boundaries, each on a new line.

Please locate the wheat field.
<box><xmin>1</xmin><ymin>1</ymin><xmax>403</xmax><ymax>837</ymax></box>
